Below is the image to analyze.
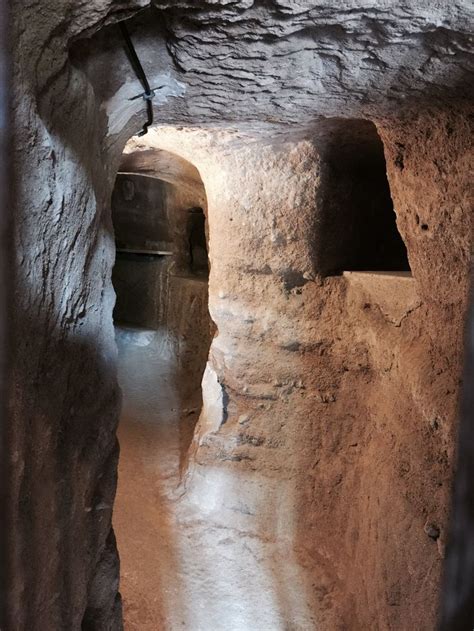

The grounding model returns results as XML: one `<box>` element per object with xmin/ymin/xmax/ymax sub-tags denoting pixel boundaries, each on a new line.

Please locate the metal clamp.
<box><xmin>129</xmin><ymin>86</ymin><xmax>165</xmax><ymax>103</ymax></box>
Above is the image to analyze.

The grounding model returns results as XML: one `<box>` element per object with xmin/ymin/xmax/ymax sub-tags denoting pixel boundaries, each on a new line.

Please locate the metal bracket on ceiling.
<box><xmin>118</xmin><ymin>21</ymin><xmax>157</xmax><ymax>136</ymax></box>
<box><xmin>129</xmin><ymin>86</ymin><xmax>165</xmax><ymax>102</ymax></box>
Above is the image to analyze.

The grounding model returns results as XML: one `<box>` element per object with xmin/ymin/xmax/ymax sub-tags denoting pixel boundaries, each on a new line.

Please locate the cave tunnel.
<box><xmin>110</xmin><ymin>147</ymin><xmax>214</xmax><ymax>622</ymax></box>
<box><xmin>3</xmin><ymin>2</ymin><xmax>474</xmax><ymax>631</ymax></box>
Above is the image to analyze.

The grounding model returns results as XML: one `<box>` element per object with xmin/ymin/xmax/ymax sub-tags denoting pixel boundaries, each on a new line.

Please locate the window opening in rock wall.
<box><xmin>315</xmin><ymin>119</ymin><xmax>410</xmax><ymax>276</ymax></box>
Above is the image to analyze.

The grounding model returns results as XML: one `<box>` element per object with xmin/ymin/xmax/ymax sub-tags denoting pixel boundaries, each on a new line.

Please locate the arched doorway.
<box><xmin>111</xmin><ymin>146</ymin><xmax>213</xmax><ymax>627</ymax></box>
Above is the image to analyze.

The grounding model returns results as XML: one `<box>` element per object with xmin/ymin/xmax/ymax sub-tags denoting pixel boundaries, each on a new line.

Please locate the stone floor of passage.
<box><xmin>113</xmin><ymin>326</ymin><xmax>319</xmax><ymax>631</ymax></box>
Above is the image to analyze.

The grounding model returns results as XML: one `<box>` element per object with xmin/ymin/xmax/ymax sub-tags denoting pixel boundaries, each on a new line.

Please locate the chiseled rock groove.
<box><xmin>152</xmin><ymin>0</ymin><xmax>472</xmax><ymax>122</ymax></box>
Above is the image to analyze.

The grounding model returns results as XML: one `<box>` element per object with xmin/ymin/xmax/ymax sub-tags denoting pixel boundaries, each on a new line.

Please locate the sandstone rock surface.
<box><xmin>7</xmin><ymin>0</ymin><xmax>474</xmax><ymax>629</ymax></box>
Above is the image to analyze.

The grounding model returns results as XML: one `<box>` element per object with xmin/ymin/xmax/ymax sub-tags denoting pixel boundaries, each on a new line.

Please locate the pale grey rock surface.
<box><xmin>154</xmin><ymin>0</ymin><xmax>473</xmax><ymax>124</ymax></box>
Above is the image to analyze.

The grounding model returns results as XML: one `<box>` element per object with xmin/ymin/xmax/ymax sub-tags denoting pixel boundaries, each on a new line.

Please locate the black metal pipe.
<box><xmin>119</xmin><ymin>21</ymin><xmax>154</xmax><ymax>136</ymax></box>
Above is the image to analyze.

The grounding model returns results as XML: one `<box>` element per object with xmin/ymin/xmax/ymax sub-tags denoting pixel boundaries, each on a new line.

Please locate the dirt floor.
<box><xmin>113</xmin><ymin>326</ymin><xmax>317</xmax><ymax>631</ymax></box>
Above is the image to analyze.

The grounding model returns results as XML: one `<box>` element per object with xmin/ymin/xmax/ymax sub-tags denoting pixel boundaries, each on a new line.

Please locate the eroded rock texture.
<box><xmin>153</xmin><ymin>0</ymin><xmax>473</xmax><ymax>124</ymax></box>
<box><xmin>8</xmin><ymin>0</ymin><xmax>474</xmax><ymax>629</ymax></box>
<box><xmin>128</xmin><ymin>120</ymin><xmax>471</xmax><ymax>629</ymax></box>
<box><xmin>8</xmin><ymin>1</ymin><xmax>148</xmax><ymax>629</ymax></box>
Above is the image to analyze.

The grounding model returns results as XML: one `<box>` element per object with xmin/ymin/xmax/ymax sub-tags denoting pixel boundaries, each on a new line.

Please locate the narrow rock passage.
<box><xmin>113</xmin><ymin>327</ymin><xmax>318</xmax><ymax>631</ymax></box>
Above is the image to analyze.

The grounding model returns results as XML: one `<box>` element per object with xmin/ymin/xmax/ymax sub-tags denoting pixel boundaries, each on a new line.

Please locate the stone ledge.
<box><xmin>343</xmin><ymin>271</ymin><xmax>421</xmax><ymax>326</ymax></box>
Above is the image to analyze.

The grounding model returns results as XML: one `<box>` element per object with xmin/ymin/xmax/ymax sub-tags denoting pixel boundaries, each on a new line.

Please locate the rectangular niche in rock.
<box><xmin>314</xmin><ymin>119</ymin><xmax>410</xmax><ymax>276</ymax></box>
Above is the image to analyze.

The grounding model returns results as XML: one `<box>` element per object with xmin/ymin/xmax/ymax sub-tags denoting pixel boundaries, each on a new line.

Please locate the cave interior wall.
<box><xmin>7</xmin><ymin>1</ymin><xmax>474</xmax><ymax>629</ymax></box>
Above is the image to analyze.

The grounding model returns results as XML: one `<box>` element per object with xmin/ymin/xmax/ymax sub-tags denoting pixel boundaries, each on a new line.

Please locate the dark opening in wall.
<box><xmin>187</xmin><ymin>207</ymin><xmax>209</xmax><ymax>276</ymax></box>
<box><xmin>314</xmin><ymin>119</ymin><xmax>410</xmax><ymax>276</ymax></box>
<box><xmin>111</xmin><ymin>172</ymin><xmax>175</xmax><ymax>328</ymax></box>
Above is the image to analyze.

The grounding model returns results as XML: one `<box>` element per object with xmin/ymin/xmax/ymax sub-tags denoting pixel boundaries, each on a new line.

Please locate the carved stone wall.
<box><xmin>8</xmin><ymin>1</ymin><xmax>473</xmax><ymax>629</ymax></box>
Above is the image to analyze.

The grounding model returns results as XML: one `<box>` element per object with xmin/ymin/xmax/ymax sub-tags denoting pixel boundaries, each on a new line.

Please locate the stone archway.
<box><xmin>108</xmin><ymin>144</ymin><xmax>214</xmax><ymax>626</ymax></box>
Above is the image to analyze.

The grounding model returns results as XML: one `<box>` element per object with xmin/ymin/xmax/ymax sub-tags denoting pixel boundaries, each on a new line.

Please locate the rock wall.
<box><xmin>8</xmin><ymin>1</ymin><xmax>474</xmax><ymax>630</ymax></box>
<box><xmin>7</xmin><ymin>1</ymin><xmax>150</xmax><ymax>629</ymax></box>
<box><xmin>124</xmin><ymin>118</ymin><xmax>472</xmax><ymax>629</ymax></box>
